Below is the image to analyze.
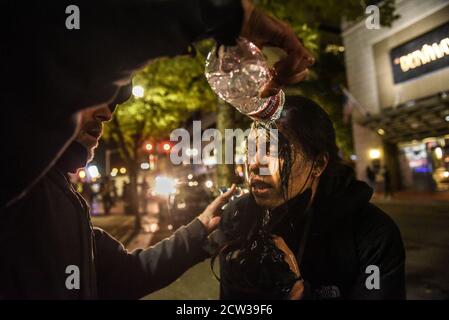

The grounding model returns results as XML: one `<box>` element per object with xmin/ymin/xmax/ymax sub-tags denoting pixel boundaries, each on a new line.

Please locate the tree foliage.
<box><xmin>255</xmin><ymin>0</ymin><xmax>399</xmax><ymax>157</ymax></box>
<box><xmin>103</xmin><ymin>0</ymin><xmax>400</xmax><ymax>162</ymax></box>
<box><xmin>103</xmin><ymin>52</ymin><xmax>216</xmax><ymax>159</ymax></box>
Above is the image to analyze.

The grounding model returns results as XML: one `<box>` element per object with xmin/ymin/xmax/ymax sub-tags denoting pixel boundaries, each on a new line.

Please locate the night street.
<box><xmin>92</xmin><ymin>196</ymin><xmax>449</xmax><ymax>300</ymax></box>
<box><xmin>3</xmin><ymin>0</ymin><xmax>449</xmax><ymax>303</ymax></box>
<box><xmin>376</xmin><ymin>199</ymin><xmax>449</xmax><ymax>299</ymax></box>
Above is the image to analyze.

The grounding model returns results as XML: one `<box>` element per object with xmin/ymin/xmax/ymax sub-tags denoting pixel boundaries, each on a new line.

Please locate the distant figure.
<box><xmin>122</xmin><ymin>181</ymin><xmax>132</xmax><ymax>215</ymax></box>
<box><xmin>100</xmin><ymin>179</ymin><xmax>113</xmax><ymax>215</ymax></box>
<box><xmin>366</xmin><ymin>165</ymin><xmax>376</xmax><ymax>191</ymax></box>
<box><xmin>111</xmin><ymin>180</ymin><xmax>118</xmax><ymax>204</ymax></box>
<box><xmin>140</xmin><ymin>179</ymin><xmax>150</xmax><ymax>215</ymax></box>
<box><xmin>383</xmin><ymin>166</ymin><xmax>393</xmax><ymax>199</ymax></box>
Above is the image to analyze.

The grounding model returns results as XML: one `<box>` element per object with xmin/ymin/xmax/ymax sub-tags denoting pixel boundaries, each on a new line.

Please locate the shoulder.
<box><xmin>353</xmin><ymin>202</ymin><xmax>405</xmax><ymax>266</ymax></box>
<box><xmin>355</xmin><ymin>202</ymin><xmax>401</xmax><ymax>239</ymax></box>
<box><xmin>93</xmin><ymin>227</ymin><xmax>128</xmax><ymax>255</ymax></box>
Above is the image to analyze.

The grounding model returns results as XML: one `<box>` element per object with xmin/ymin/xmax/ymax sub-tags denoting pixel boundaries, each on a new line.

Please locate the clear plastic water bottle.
<box><xmin>205</xmin><ymin>38</ymin><xmax>285</xmax><ymax>122</ymax></box>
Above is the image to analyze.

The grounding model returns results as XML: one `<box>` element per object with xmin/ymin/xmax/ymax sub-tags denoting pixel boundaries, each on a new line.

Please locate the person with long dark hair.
<box><xmin>215</xmin><ymin>96</ymin><xmax>405</xmax><ymax>300</ymax></box>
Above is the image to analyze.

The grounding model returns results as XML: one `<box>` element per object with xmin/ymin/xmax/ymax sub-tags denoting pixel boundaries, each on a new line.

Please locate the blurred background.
<box><xmin>70</xmin><ymin>0</ymin><xmax>449</xmax><ymax>300</ymax></box>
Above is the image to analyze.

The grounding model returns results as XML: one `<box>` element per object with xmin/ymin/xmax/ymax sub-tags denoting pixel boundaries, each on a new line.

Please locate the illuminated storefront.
<box><xmin>343</xmin><ymin>0</ymin><xmax>449</xmax><ymax>192</ymax></box>
<box><xmin>398</xmin><ymin>137</ymin><xmax>449</xmax><ymax>191</ymax></box>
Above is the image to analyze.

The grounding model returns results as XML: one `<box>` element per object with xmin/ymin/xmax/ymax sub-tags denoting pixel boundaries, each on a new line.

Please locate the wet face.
<box><xmin>76</xmin><ymin>105</ymin><xmax>112</xmax><ymax>162</ymax></box>
<box><xmin>247</xmin><ymin>127</ymin><xmax>323</xmax><ymax>209</ymax></box>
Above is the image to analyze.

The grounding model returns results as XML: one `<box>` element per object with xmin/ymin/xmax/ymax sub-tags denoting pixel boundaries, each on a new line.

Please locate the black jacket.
<box><xmin>0</xmin><ymin>143</ymin><xmax>209</xmax><ymax>299</ymax></box>
<box><xmin>1</xmin><ymin>0</ymin><xmax>243</xmax><ymax>208</ymax></box>
<box><xmin>218</xmin><ymin>180</ymin><xmax>406</xmax><ymax>300</ymax></box>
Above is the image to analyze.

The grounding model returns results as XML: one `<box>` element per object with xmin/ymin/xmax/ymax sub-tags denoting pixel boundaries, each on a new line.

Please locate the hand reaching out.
<box><xmin>197</xmin><ymin>184</ymin><xmax>237</xmax><ymax>233</ymax></box>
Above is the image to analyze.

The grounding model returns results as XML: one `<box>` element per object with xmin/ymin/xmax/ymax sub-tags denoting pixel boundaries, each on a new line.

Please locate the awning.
<box><xmin>360</xmin><ymin>92</ymin><xmax>449</xmax><ymax>143</ymax></box>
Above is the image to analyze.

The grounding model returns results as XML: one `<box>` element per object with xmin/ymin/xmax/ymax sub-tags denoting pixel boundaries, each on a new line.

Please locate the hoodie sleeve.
<box><xmin>348</xmin><ymin>203</ymin><xmax>406</xmax><ymax>300</ymax></box>
<box><xmin>93</xmin><ymin>218</ymin><xmax>210</xmax><ymax>299</ymax></box>
<box><xmin>2</xmin><ymin>0</ymin><xmax>243</xmax><ymax>208</ymax></box>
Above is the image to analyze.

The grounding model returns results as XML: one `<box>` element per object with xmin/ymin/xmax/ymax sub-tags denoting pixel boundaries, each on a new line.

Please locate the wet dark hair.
<box><xmin>213</xmin><ymin>96</ymin><xmax>355</xmax><ymax>299</ymax></box>
<box><xmin>269</xmin><ymin>95</ymin><xmax>355</xmax><ymax>199</ymax></box>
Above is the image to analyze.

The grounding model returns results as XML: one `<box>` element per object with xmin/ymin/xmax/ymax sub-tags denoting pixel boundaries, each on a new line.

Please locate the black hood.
<box><xmin>314</xmin><ymin>178</ymin><xmax>373</xmax><ymax>220</ymax></box>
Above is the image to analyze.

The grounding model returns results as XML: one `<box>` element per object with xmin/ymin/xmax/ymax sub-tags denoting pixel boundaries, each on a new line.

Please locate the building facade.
<box><xmin>343</xmin><ymin>0</ymin><xmax>449</xmax><ymax>192</ymax></box>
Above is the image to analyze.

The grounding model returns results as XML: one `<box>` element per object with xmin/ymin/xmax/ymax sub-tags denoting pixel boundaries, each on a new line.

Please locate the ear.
<box><xmin>313</xmin><ymin>153</ymin><xmax>329</xmax><ymax>177</ymax></box>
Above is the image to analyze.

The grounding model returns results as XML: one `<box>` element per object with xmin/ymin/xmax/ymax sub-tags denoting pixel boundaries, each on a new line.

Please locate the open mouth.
<box><xmin>250</xmin><ymin>179</ymin><xmax>273</xmax><ymax>195</ymax></box>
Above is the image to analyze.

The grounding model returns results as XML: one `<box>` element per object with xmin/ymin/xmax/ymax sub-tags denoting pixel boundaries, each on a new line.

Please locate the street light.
<box><xmin>110</xmin><ymin>168</ymin><xmax>118</xmax><ymax>177</ymax></box>
<box><xmin>163</xmin><ymin>143</ymin><xmax>171</xmax><ymax>152</ymax></box>
<box><xmin>140</xmin><ymin>162</ymin><xmax>150</xmax><ymax>170</ymax></box>
<box><xmin>78</xmin><ymin>170</ymin><xmax>86</xmax><ymax>179</ymax></box>
<box><xmin>205</xmin><ymin>180</ymin><xmax>213</xmax><ymax>189</ymax></box>
<box><xmin>132</xmin><ymin>85</ymin><xmax>144</xmax><ymax>98</ymax></box>
<box><xmin>435</xmin><ymin>147</ymin><xmax>443</xmax><ymax>160</ymax></box>
<box><xmin>369</xmin><ymin>149</ymin><xmax>381</xmax><ymax>160</ymax></box>
<box><xmin>145</xmin><ymin>143</ymin><xmax>153</xmax><ymax>151</ymax></box>
<box><xmin>88</xmin><ymin>165</ymin><xmax>100</xmax><ymax>179</ymax></box>
<box><xmin>154</xmin><ymin>176</ymin><xmax>177</xmax><ymax>196</ymax></box>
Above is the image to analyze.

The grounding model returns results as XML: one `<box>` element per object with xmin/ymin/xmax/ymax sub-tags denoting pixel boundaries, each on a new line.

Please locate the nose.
<box><xmin>248</xmin><ymin>148</ymin><xmax>269</xmax><ymax>174</ymax></box>
<box><xmin>248</xmin><ymin>156</ymin><xmax>259</xmax><ymax>175</ymax></box>
<box><xmin>94</xmin><ymin>105</ymin><xmax>113</xmax><ymax>122</ymax></box>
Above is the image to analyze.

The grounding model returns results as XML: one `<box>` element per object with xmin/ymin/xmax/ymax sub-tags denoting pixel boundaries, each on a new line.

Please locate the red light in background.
<box><xmin>158</xmin><ymin>141</ymin><xmax>172</xmax><ymax>153</ymax></box>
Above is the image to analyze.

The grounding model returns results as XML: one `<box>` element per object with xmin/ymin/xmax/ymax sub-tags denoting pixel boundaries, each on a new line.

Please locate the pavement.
<box><xmin>91</xmin><ymin>201</ymin><xmax>160</xmax><ymax>249</ymax></box>
<box><xmin>372</xmin><ymin>190</ymin><xmax>449</xmax><ymax>204</ymax></box>
<box><xmin>373</xmin><ymin>197</ymin><xmax>449</xmax><ymax>300</ymax></box>
<box><xmin>92</xmin><ymin>192</ymin><xmax>449</xmax><ymax>300</ymax></box>
<box><xmin>143</xmin><ymin>222</ymin><xmax>220</xmax><ymax>300</ymax></box>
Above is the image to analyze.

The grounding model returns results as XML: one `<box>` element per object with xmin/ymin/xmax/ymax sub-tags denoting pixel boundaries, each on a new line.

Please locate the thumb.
<box><xmin>208</xmin><ymin>216</ymin><xmax>222</xmax><ymax>229</ymax></box>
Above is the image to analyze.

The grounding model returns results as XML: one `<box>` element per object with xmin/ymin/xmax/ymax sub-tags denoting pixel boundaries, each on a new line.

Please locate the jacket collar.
<box><xmin>300</xmin><ymin>179</ymin><xmax>373</xmax><ymax>269</ymax></box>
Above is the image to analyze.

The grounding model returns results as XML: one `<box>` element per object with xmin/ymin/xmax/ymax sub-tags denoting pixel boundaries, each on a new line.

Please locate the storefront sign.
<box><xmin>390</xmin><ymin>22</ymin><xmax>449</xmax><ymax>83</ymax></box>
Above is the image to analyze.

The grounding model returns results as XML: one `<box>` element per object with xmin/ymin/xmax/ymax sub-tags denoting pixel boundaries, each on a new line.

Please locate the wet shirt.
<box><xmin>219</xmin><ymin>180</ymin><xmax>406</xmax><ymax>300</ymax></box>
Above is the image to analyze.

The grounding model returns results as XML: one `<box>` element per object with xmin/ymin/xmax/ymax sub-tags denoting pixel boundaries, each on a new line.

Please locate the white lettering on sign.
<box><xmin>394</xmin><ymin>38</ymin><xmax>449</xmax><ymax>72</ymax></box>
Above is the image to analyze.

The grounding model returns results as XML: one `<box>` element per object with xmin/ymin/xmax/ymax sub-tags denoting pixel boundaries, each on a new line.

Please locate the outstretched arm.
<box><xmin>94</xmin><ymin>185</ymin><xmax>236</xmax><ymax>299</ymax></box>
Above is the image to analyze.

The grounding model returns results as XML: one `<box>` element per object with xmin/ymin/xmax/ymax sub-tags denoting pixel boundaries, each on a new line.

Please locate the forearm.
<box><xmin>132</xmin><ymin>219</ymin><xmax>210</xmax><ymax>295</ymax></box>
<box><xmin>95</xmin><ymin>219</ymin><xmax>210</xmax><ymax>299</ymax></box>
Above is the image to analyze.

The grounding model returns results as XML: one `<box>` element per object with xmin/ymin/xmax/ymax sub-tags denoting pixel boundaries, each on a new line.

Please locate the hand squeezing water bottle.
<box><xmin>205</xmin><ymin>38</ymin><xmax>286</xmax><ymax>122</ymax></box>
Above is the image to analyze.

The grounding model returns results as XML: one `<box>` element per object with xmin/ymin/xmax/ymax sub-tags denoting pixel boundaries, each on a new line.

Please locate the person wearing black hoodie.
<box><xmin>1</xmin><ymin>0</ymin><xmax>314</xmax><ymax>209</ymax></box>
<box><xmin>217</xmin><ymin>96</ymin><xmax>406</xmax><ymax>300</ymax></box>
<box><xmin>0</xmin><ymin>100</ymin><xmax>236</xmax><ymax>299</ymax></box>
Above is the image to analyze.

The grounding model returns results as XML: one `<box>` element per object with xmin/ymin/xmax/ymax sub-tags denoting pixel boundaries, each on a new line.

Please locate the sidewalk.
<box><xmin>372</xmin><ymin>190</ymin><xmax>449</xmax><ymax>208</ymax></box>
<box><xmin>125</xmin><ymin>213</ymin><xmax>161</xmax><ymax>251</ymax></box>
<box><xmin>91</xmin><ymin>200</ymin><xmax>161</xmax><ymax>250</ymax></box>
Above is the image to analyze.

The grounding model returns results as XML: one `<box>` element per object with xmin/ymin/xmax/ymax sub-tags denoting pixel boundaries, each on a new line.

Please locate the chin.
<box><xmin>85</xmin><ymin>141</ymin><xmax>98</xmax><ymax>150</ymax></box>
<box><xmin>253</xmin><ymin>195</ymin><xmax>278</xmax><ymax>209</ymax></box>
